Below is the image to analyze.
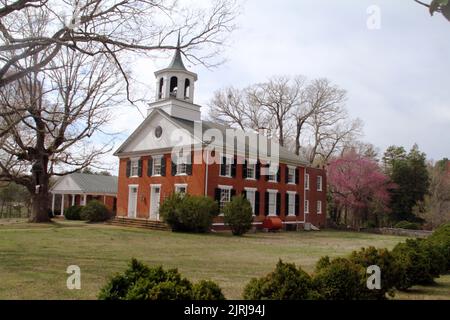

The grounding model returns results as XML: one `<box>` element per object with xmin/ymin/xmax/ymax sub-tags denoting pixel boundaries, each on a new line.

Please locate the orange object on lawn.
<box><xmin>262</xmin><ymin>216</ymin><xmax>283</xmax><ymax>231</ymax></box>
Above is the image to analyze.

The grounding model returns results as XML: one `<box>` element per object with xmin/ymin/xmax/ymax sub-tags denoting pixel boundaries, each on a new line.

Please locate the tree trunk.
<box><xmin>29</xmin><ymin>159</ymin><xmax>51</xmax><ymax>223</ymax></box>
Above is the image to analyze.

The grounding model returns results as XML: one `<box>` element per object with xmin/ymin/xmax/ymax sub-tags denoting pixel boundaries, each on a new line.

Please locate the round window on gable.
<box><xmin>154</xmin><ymin>126</ymin><xmax>163</xmax><ymax>138</ymax></box>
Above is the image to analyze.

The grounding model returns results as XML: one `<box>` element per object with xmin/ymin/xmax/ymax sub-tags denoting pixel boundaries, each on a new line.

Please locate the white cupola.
<box><xmin>148</xmin><ymin>34</ymin><xmax>201</xmax><ymax>121</ymax></box>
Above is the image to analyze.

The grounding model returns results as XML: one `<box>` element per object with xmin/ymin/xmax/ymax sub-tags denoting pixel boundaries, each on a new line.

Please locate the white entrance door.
<box><xmin>150</xmin><ymin>186</ymin><xmax>161</xmax><ymax>220</ymax></box>
<box><xmin>128</xmin><ymin>186</ymin><xmax>138</xmax><ymax>218</ymax></box>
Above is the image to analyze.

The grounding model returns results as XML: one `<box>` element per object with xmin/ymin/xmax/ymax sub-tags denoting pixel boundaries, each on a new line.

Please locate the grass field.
<box><xmin>0</xmin><ymin>219</ymin><xmax>449</xmax><ymax>300</ymax></box>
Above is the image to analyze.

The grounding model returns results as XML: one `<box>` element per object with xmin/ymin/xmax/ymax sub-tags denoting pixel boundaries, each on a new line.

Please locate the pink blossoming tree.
<box><xmin>328</xmin><ymin>151</ymin><xmax>394</xmax><ymax>228</ymax></box>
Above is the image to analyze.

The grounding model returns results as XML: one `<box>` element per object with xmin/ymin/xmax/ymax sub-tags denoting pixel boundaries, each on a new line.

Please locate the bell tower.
<box><xmin>148</xmin><ymin>34</ymin><xmax>201</xmax><ymax>121</ymax></box>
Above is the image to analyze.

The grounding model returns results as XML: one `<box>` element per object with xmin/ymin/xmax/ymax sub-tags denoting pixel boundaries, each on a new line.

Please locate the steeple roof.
<box><xmin>167</xmin><ymin>33</ymin><xmax>187</xmax><ymax>71</ymax></box>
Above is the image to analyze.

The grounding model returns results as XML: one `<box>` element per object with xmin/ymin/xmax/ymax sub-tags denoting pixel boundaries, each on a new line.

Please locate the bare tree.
<box><xmin>0</xmin><ymin>0</ymin><xmax>239</xmax><ymax>90</ymax></box>
<box><xmin>247</xmin><ymin>76</ymin><xmax>303</xmax><ymax>147</ymax></box>
<box><xmin>0</xmin><ymin>42</ymin><xmax>122</xmax><ymax>222</ymax></box>
<box><xmin>208</xmin><ymin>76</ymin><xmax>362</xmax><ymax>164</ymax></box>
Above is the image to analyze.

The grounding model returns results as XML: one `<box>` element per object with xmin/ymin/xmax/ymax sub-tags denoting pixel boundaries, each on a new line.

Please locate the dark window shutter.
<box><xmin>231</xmin><ymin>189</ymin><xmax>236</xmax><ymax>199</ymax></box>
<box><xmin>231</xmin><ymin>157</ymin><xmax>237</xmax><ymax>177</ymax></box>
<box><xmin>187</xmin><ymin>153</ymin><xmax>193</xmax><ymax>176</ymax></box>
<box><xmin>276</xmin><ymin>166</ymin><xmax>281</xmax><ymax>182</ymax></box>
<box><xmin>276</xmin><ymin>193</ymin><xmax>281</xmax><ymax>216</ymax></box>
<box><xmin>220</xmin><ymin>157</ymin><xmax>226</xmax><ymax>176</ymax></box>
<box><xmin>214</xmin><ymin>188</ymin><xmax>221</xmax><ymax>206</ymax></box>
<box><xmin>264</xmin><ymin>192</ymin><xmax>269</xmax><ymax>216</ymax></box>
<box><xmin>285</xmin><ymin>193</ymin><xmax>289</xmax><ymax>216</ymax></box>
<box><xmin>255</xmin><ymin>191</ymin><xmax>260</xmax><ymax>216</ymax></box>
<box><xmin>256</xmin><ymin>161</ymin><xmax>261</xmax><ymax>180</ymax></box>
<box><xmin>242</xmin><ymin>190</ymin><xmax>247</xmax><ymax>199</ymax></box>
<box><xmin>171</xmin><ymin>158</ymin><xmax>177</xmax><ymax>176</ymax></box>
<box><xmin>285</xmin><ymin>166</ymin><xmax>289</xmax><ymax>183</ymax></box>
<box><xmin>138</xmin><ymin>160</ymin><xmax>143</xmax><ymax>177</ymax></box>
<box><xmin>161</xmin><ymin>157</ymin><xmax>166</xmax><ymax>176</ymax></box>
<box><xmin>295</xmin><ymin>194</ymin><xmax>300</xmax><ymax>216</ymax></box>
<box><xmin>242</xmin><ymin>160</ymin><xmax>248</xmax><ymax>179</ymax></box>
<box><xmin>126</xmin><ymin>160</ymin><xmax>131</xmax><ymax>177</ymax></box>
<box><xmin>295</xmin><ymin>168</ymin><xmax>300</xmax><ymax>185</ymax></box>
<box><xmin>147</xmin><ymin>158</ymin><xmax>153</xmax><ymax>177</ymax></box>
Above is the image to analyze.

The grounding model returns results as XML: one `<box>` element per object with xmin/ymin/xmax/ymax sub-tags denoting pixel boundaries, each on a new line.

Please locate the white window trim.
<box><xmin>244</xmin><ymin>187</ymin><xmax>257</xmax><ymax>216</ymax></box>
<box><xmin>267</xmin><ymin>191</ymin><xmax>277</xmax><ymax>216</ymax></box>
<box><xmin>287</xmin><ymin>166</ymin><xmax>296</xmax><ymax>185</ymax></box>
<box><xmin>317</xmin><ymin>176</ymin><xmax>323</xmax><ymax>192</ymax></box>
<box><xmin>246</xmin><ymin>162</ymin><xmax>257</xmax><ymax>180</ymax></box>
<box><xmin>304</xmin><ymin>199</ymin><xmax>310</xmax><ymax>214</ymax></box>
<box><xmin>218</xmin><ymin>185</ymin><xmax>233</xmax><ymax>216</ymax></box>
<box><xmin>152</xmin><ymin>155</ymin><xmax>163</xmax><ymax>177</ymax></box>
<box><xmin>176</xmin><ymin>156</ymin><xmax>188</xmax><ymax>176</ymax></box>
<box><xmin>305</xmin><ymin>173</ymin><xmax>310</xmax><ymax>190</ymax></box>
<box><xmin>288</xmin><ymin>193</ymin><xmax>296</xmax><ymax>216</ymax></box>
<box><xmin>218</xmin><ymin>185</ymin><xmax>233</xmax><ymax>190</ymax></box>
<box><xmin>317</xmin><ymin>200</ymin><xmax>322</xmax><ymax>214</ymax></box>
<box><xmin>128</xmin><ymin>184</ymin><xmax>139</xmax><ymax>217</ymax></box>
<box><xmin>130</xmin><ymin>158</ymin><xmax>140</xmax><ymax>178</ymax></box>
<box><xmin>174</xmin><ymin>183</ymin><xmax>188</xmax><ymax>193</ymax></box>
<box><xmin>220</xmin><ymin>155</ymin><xmax>233</xmax><ymax>178</ymax></box>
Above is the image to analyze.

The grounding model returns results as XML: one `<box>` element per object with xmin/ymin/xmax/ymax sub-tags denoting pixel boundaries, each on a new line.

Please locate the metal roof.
<box><xmin>51</xmin><ymin>173</ymin><xmax>118</xmax><ymax>194</ymax></box>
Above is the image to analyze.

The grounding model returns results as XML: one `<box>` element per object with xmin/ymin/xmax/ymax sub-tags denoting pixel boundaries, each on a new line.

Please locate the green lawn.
<box><xmin>0</xmin><ymin>219</ymin><xmax>448</xmax><ymax>300</ymax></box>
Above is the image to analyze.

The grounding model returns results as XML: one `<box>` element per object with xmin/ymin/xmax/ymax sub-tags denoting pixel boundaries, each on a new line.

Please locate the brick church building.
<box><xmin>114</xmin><ymin>42</ymin><xmax>327</xmax><ymax>230</ymax></box>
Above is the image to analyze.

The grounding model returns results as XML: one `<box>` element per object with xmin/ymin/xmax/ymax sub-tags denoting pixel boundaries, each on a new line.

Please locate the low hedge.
<box><xmin>64</xmin><ymin>205</ymin><xmax>82</xmax><ymax>220</ymax></box>
<box><xmin>98</xmin><ymin>259</ymin><xmax>224</xmax><ymax>300</ymax></box>
<box><xmin>159</xmin><ymin>193</ymin><xmax>218</xmax><ymax>233</ymax></box>
<box><xmin>80</xmin><ymin>200</ymin><xmax>110</xmax><ymax>222</ymax></box>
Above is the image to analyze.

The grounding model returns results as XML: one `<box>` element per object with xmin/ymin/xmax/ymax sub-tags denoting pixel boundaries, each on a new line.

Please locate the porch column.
<box><xmin>60</xmin><ymin>194</ymin><xmax>65</xmax><ymax>216</ymax></box>
<box><xmin>72</xmin><ymin>194</ymin><xmax>75</xmax><ymax>206</ymax></box>
<box><xmin>83</xmin><ymin>194</ymin><xmax>87</xmax><ymax>206</ymax></box>
<box><xmin>51</xmin><ymin>193</ymin><xmax>55</xmax><ymax>215</ymax></box>
<box><xmin>103</xmin><ymin>195</ymin><xmax>106</xmax><ymax>204</ymax></box>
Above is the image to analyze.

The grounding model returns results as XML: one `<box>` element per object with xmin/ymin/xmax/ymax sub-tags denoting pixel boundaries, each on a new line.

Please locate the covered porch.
<box><xmin>50</xmin><ymin>173</ymin><xmax>118</xmax><ymax>217</ymax></box>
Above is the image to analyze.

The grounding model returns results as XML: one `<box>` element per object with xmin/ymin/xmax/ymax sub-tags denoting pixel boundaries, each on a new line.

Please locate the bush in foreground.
<box><xmin>223</xmin><ymin>195</ymin><xmax>254</xmax><ymax>236</ymax></box>
<box><xmin>80</xmin><ymin>200</ymin><xmax>110</xmax><ymax>222</ymax></box>
<box><xmin>391</xmin><ymin>238</ymin><xmax>440</xmax><ymax>289</ymax></box>
<box><xmin>64</xmin><ymin>205</ymin><xmax>82</xmax><ymax>220</ymax></box>
<box><xmin>313</xmin><ymin>258</ymin><xmax>366</xmax><ymax>300</ymax></box>
<box><xmin>243</xmin><ymin>260</ymin><xmax>315</xmax><ymax>300</ymax></box>
<box><xmin>427</xmin><ymin>223</ymin><xmax>450</xmax><ymax>270</ymax></box>
<box><xmin>159</xmin><ymin>193</ymin><xmax>218</xmax><ymax>233</ymax></box>
<box><xmin>98</xmin><ymin>259</ymin><xmax>225</xmax><ymax>300</ymax></box>
<box><xmin>192</xmin><ymin>280</ymin><xmax>225</xmax><ymax>300</ymax></box>
<box><xmin>349</xmin><ymin>247</ymin><xmax>400</xmax><ymax>298</ymax></box>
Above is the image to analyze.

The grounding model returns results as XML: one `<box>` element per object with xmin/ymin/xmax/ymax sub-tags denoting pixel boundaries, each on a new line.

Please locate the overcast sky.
<box><xmin>102</xmin><ymin>0</ymin><xmax>450</xmax><ymax>171</ymax></box>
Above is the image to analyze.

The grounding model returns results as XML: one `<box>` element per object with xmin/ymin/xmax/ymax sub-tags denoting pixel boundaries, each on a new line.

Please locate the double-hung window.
<box><xmin>304</xmin><ymin>200</ymin><xmax>310</xmax><ymax>214</ymax></box>
<box><xmin>317</xmin><ymin>201</ymin><xmax>322</xmax><ymax>214</ymax></box>
<box><xmin>268</xmin><ymin>191</ymin><xmax>277</xmax><ymax>216</ymax></box>
<box><xmin>287</xmin><ymin>192</ymin><xmax>296</xmax><ymax>216</ymax></box>
<box><xmin>176</xmin><ymin>156</ymin><xmax>188</xmax><ymax>175</ymax></box>
<box><xmin>221</xmin><ymin>156</ymin><xmax>232</xmax><ymax>177</ymax></box>
<box><xmin>288</xmin><ymin>167</ymin><xmax>296</xmax><ymax>184</ymax></box>
<box><xmin>219</xmin><ymin>188</ymin><xmax>232</xmax><ymax>211</ymax></box>
<box><xmin>305</xmin><ymin>174</ymin><xmax>310</xmax><ymax>190</ymax></box>
<box><xmin>153</xmin><ymin>156</ymin><xmax>162</xmax><ymax>176</ymax></box>
<box><xmin>245</xmin><ymin>188</ymin><xmax>256</xmax><ymax>215</ymax></box>
<box><xmin>246</xmin><ymin>163</ymin><xmax>256</xmax><ymax>179</ymax></box>
<box><xmin>317</xmin><ymin>176</ymin><xmax>323</xmax><ymax>191</ymax></box>
<box><xmin>130</xmin><ymin>160</ymin><xmax>139</xmax><ymax>177</ymax></box>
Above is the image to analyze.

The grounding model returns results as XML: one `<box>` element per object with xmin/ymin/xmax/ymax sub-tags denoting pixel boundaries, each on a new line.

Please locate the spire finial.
<box><xmin>167</xmin><ymin>31</ymin><xmax>187</xmax><ymax>71</ymax></box>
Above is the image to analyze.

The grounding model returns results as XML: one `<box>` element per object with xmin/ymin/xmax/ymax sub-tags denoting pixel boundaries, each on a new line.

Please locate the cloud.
<box><xmin>105</xmin><ymin>0</ymin><xmax>450</xmax><ymax>173</ymax></box>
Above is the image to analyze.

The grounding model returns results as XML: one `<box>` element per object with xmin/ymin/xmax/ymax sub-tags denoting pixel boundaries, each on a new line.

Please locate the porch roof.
<box><xmin>50</xmin><ymin>173</ymin><xmax>118</xmax><ymax>195</ymax></box>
